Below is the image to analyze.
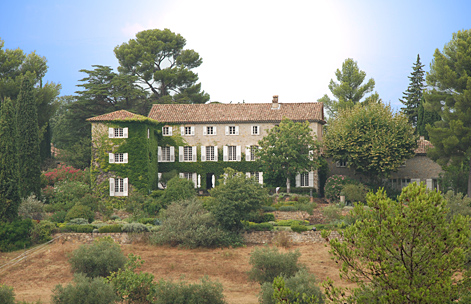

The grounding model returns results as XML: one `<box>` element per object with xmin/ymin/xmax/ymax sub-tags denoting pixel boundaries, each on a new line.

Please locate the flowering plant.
<box><xmin>324</xmin><ymin>175</ymin><xmax>355</xmax><ymax>202</ymax></box>
<box><xmin>42</xmin><ymin>165</ymin><xmax>85</xmax><ymax>186</ymax></box>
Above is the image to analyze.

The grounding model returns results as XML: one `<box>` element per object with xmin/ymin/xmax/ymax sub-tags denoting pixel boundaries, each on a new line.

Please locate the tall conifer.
<box><xmin>400</xmin><ymin>54</ymin><xmax>425</xmax><ymax>128</ymax></box>
<box><xmin>16</xmin><ymin>77</ymin><xmax>41</xmax><ymax>198</ymax></box>
<box><xmin>0</xmin><ymin>98</ymin><xmax>20</xmax><ymax>221</ymax></box>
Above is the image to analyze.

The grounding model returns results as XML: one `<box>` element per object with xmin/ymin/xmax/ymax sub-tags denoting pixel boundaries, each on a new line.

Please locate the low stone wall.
<box><xmin>272</xmin><ymin>211</ymin><xmax>310</xmax><ymax>221</ymax></box>
<box><xmin>54</xmin><ymin>232</ymin><xmax>149</xmax><ymax>245</ymax></box>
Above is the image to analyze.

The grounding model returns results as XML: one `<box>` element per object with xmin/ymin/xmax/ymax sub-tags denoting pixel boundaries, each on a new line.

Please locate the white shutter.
<box><xmin>214</xmin><ymin>146</ymin><xmax>218</xmax><ymax>161</ymax></box>
<box><xmin>246</xmin><ymin>172</ymin><xmax>251</xmax><ymax>178</ymax></box>
<box><xmin>411</xmin><ymin>178</ymin><xmax>421</xmax><ymax>185</ymax></box>
<box><xmin>123</xmin><ymin>153</ymin><xmax>128</xmax><ymax>163</ymax></box>
<box><xmin>123</xmin><ymin>178</ymin><xmax>128</xmax><ymax>196</ymax></box>
<box><xmin>191</xmin><ymin>126</ymin><xmax>195</xmax><ymax>136</ymax></box>
<box><xmin>158</xmin><ymin>147</ymin><xmax>162</xmax><ymax>162</ymax></box>
<box><xmin>225</xmin><ymin>126</ymin><xmax>229</xmax><ymax>135</ymax></box>
<box><xmin>179</xmin><ymin>146</ymin><xmax>183</xmax><ymax>162</ymax></box>
<box><xmin>109</xmin><ymin>178</ymin><xmax>115</xmax><ymax>196</ymax></box>
<box><xmin>259</xmin><ymin>172</ymin><xmax>263</xmax><ymax>185</ymax></box>
<box><xmin>123</xmin><ymin>127</ymin><xmax>128</xmax><ymax>138</ymax></box>
<box><xmin>309</xmin><ymin>171</ymin><xmax>314</xmax><ymax>187</ymax></box>
<box><xmin>192</xmin><ymin>173</ymin><xmax>197</xmax><ymax>188</ymax></box>
<box><xmin>192</xmin><ymin>146</ymin><xmax>197</xmax><ymax>161</ymax></box>
<box><xmin>295</xmin><ymin>174</ymin><xmax>301</xmax><ymax>187</ymax></box>
<box><xmin>213</xmin><ymin>126</ymin><xmax>217</xmax><ymax>135</ymax></box>
<box><xmin>179</xmin><ymin>173</ymin><xmax>184</xmax><ymax>178</ymax></box>
<box><xmin>236</xmin><ymin>146</ymin><xmax>241</xmax><ymax>161</ymax></box>
<box><xmin>426</xmin><ymin>179</ymin><xmax>433</xmax><ymax>190</ymax></box>
<box><xmin>212</xmin><ymin>175</ymin><xmax>216</xmax><ymax>188</ymax></box>
<box><xmin>169</xmin><ymin>126</ymin><xmax>173</xmax><ymax>136</ymax></box>
<box><xmin>181</xmin><ymin>126</ymin><xmax>185</xmax><ymax>136</ymax></box>
<box><xmin>223</xmin><ymin>146</ymin><xmax>228</xmax><ymax>161</ymax></box>
<box><xmin>235</xmin><ymin>126</ymin><xmax>239</xmax><ymax>135</ymax></box>
<box><xmin>109</xmin><ymin>153</ymin><xmax>115</xmax><ymax>163</ymax></box>
<box><xmin>203</xmin><ymin>126</ymin><xmax>207</xmax><ymax>135</ymax></box>
<box><xmin>246</xmin><ymin>146</ymin><xmax>251</xmax><ymax>161</ymax></box>
<box><xmin>170</xmin><ymin>146</ymin><xmax>175</xmax><ymax>162</ymax></box>
<box><xmin>109</xmin><ymin>128</ymin><xmax>114</xmax><ymax>138</ymax></box>
<box><xmin>197</xmin><ymin>174</ymin><xmax>201</xmax><ymax>188</ymax></box>
<box><xmin>201</xmin><ymin>146</ymin><xmax>206</xmax><ymax>161</ymax></box>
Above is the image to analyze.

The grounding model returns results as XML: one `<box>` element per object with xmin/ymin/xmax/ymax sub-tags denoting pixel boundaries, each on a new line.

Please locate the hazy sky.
<box><xmin>1</xmin><ymin>0</ymin><xmax>470</xmax><ymax>111</ymax></box>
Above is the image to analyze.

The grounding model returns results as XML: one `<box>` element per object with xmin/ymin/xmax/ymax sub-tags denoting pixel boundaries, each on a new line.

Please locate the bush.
<box><xmin>60</xmin><ymin>224</ymin><xmax>95</xmax><ymax>233</ymax></box>
<box><xmin>0</xmin><ymin>219</ymin><xmax>33</xmax><ymax>252</ymax></box>
<box><xmin>244</xmin><ymin>222</ymin><xmax>274</xmax><ymax>231</ymax></box>
<box><xmin>0</xmin><ymin>284</ymin><xmax>15</xmax><ymax>304</ymax></box>
<box><xmin>121</xmin><ymin>222</ymin><xmax>149</xmax><ymax>233</ymax></box>
<box><xmin>342</xmin><ymin>183</ymin><xmax>369</xmax><ymax>204</ymax></box>
<box><xmin>322</xmin><ymin>204</ymin><xmax>343</xmax><ymax>223</ymax></box>
<box><xmin>248</xmin><ymin>246</ymin><xmax>305</xmax><ymax>285</ymax></box>
<box><xmin>43</xmin><ymin>165</ymin><xmax>86</xmax><ymax>186</ymax></box>
<box><xmin>67</xmin><ymin>218</ymin><xmax>89</xmax><ymax>225</ymax></box>
<box><xmin>444</xmin><ymin>190</ymin><xmax>471</xmax><ymax>222</ymax></box>
<box><xmin>278</xmin><ymin>205</ymin><xmax>297</xmax><ymax>212</ymax></box>
<box><xmin>98</xmin><ymin>224</ymin><xmax>123</xmax><ymax>233</ymax></box>
<box><xmin>324</xmin><ymin>175</ymin><xmax>355</xmax><ymax>202</ymax></box>
<box><xmin>159</xmin><ymin>176</ymin><xmax>195</xmax><ymax>206</ymax></box>
<box><xmin>261</xmin><ymin>206</ymin><xmax>277</xmax><ymax>212</ymax></box>
<box><xmin>51</xmin><ymin>273</ymin><xmax>118</xmax><ymax>304</ymax></box>
<box><xmin>291</xmin><ymin>224</ymin><xmax>309</xmax><ymax>233</ymax></box>
<box><xmin>139</xmin><ymin>218</ymin><xmax>158</xmax><ymax>225</ymax></box>
<box><xmin>18</xmin><ymin>195</ymin><xmax>45</xmax><ymax>220</ymax></box>
<box><xmin>68</xmin><ymin>237</ymin><xmax>127</xmax><ymax>278</ymax></box>
<box><xmin>150</xmin><ymin>277</ymin><xmax>227</xmax><ymax>304</ymax></box>
<box><xmin>50</xmin><ymin>181</ymin><xmax>92</xmax><ymax>211</ymax></box>
<box><xmin>151</xmin><ymin>198</ymin><xmax>241</xmax><ymax>248</ymax></box>
<box><xmin>263</xmin><ymin>213</ymin><xmax>275</xmax><ymax>222</ymax></box>
<box><xmin>259</xmin><ymin>270</ymin><xmax>325</xmax><ymax>304</ymax></box>
<box><xmin>50</xmin><ymin>210</ymin><xmax>67</xmax><ymax>223</ymax></box>
<box><xmin>31</xmin><ymin>220</ymin><xmax>57</xmax><ymax>244</ymax></box>
<box><xmin>65</xmin><ymin>205</ymin><xmax>94</xmax><ymax>223</ymax></box>
<box><xmin>276</xmin><ymin>220</ymin><xmax>307</xmax><ymax>227</ymax></box>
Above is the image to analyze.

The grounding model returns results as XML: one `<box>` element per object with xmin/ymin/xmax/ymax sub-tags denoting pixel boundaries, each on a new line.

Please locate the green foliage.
<box><xmin>0</xmin><ymin>284</ymin><xmax>15</xmax><ymax>304</ymax></box>
<box><xmin>257</xmin><ymin>118</ymin><xmax>320</xmax><ymax>193</ymax></box>
<box><xmin>260</xmin><ymin>270</ymin><xmax>325</xmax><ymax>304</ymax></box>
<box><xmin>341</xmin><ymin>183</ymin><xmax>369</xmax><ymax>204</ymax></box>
<box><xmin>278</xmin><ymin>206</ymin><xmax>297</xmax><ymax>212</ymax></box>
<box><xmin>248</xmin><ymin>246</ymin><xmax>305</xmax><ymax>285</ymax></box>
<box><xmin>209</xmin><ymin>168</ymin><xmax>268</xmax><ymax>232</ymax></box>
<box><xmin>321</xmin><ymin>205</ymin><xmax>343</xmax><ymax>224</ymax></box>
<box><xmin>276</xmin><ymin>220</ymin><xmax>307</xmax><ymax>227</ymax></box>
<box><xmin>30</xmin><ymin>220</ymin><xmax>56</xmax><ymax>244</ymax></box>
<box><xmin>106</xmin><ymin>254</ymin><xmax>155</xmax><ymax>304</ymax></box>
<box><xmin>318</xmin><ymin>58</ymin><xmax>376</xmax><ymax>118</ymax></box>
<box><xmin>48</xmin><ymin>181</ymin><xmax>92</xmax><ymax>212</ymax></box>
<box><xmin>67</xmin><ymin>218</ymin><xmax>90</xmax><ymax>225</ymax></box>
<box><xmin>246</xmin><ymin>211</ymin><xmax>275</xmax><ymax>223</ymax></box>
<box><xmin>324</xmin><ymin>102</ymin><xmax>416</xmax><ymax>183</ymax></box>
<box><xmin>244</xmin><ymin>222</ymin><xmax>274</xmax><ymax>231</ymax></box>
<box><xmin>322</xmin><ymin>183</ymin><xmax>471</xmax><ymax>303</ymax></box>
<box><xmin>150</xmin><ymin>277</ymin><xmax>226</xmax><ymax>304</ymax></box>
<box><xmin>290</xmin><ymin>224</ymin><xmax>309</xmax><ymax>233</ymax></box>
<box><xmin>443</xmin><ymin>190</ymin><xmax>471</xmax><ymax>222</ymax></box>
<box><xmin>399</xmin><ymin>54</ymin><xmax>425</xmax><ymax>128</ymax></box>
<box><xmin>60</xmin><ymin>224</ymin><xmax>94</xmax><ymax>233</ymax></box>
<box><xmin>42</xmin><ymin>165</ymin><xmax>86</xmax><ymax>186</ymax></box>
<box><xmin>439</xmin><ymin>160</ymin><xmax>470</xmax><ymax>195</ymax></box>
<box><xmin>324</xmin><ymin>175</ymin><xmax>355</xmax><ymax>202</ymax></box>
<box><xmin>424</xmin><ymin>29</ymin><xmax>471</xmax><ymax>196</ymax></box>
<box><xmin>121</xmin><ymin>222</ymin><xmax>149</xmax><ymax>233</ymax></box>
<box><xmin>0</xmin><ymin>219</ymin><xmax>32</xmax><ymax>252</ymax></box>
<box><xmin>98</xmin><ymin>224</ymin><xmax>123</xmax><ymax>233</ymax></box>
<box><xmin>159</xmin><ymin>176</ymin><xmax>195</xmax><ymax>206</ymax></box>
<box><xmin>151</xmin><ymin>198</ymin><xmax>239</xmax><ymax>248</ymax></box>
<box><xmin>18</xmin><ymin>194</ymin><xmax>45</xmax><ymax>220</ymax></box>
<box><xmin>114</xmin><ymin>28</ymin><xmax>210</xmax><ymax>105</ymax></box>
<box><xmin>68</xmin><ymin>237</ymin><xmax>127</xmax><ymax>278</ymax></box>
<box><xmin>416</xmin><ymin>100</ymin><xmax>440</xmax><ymax>140</ymax></box>
<box><xmin>65</xmin><ymin>205</ymin><xmax>94</xmax><ymax>223</ymax></box>
<box><xmin>51</xmin><ymin>273</ymin><xmax>118</xmax><ymax>304</ymax></box>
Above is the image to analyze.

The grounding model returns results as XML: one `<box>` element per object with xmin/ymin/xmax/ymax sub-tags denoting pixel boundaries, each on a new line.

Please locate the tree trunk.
<box><xmin>286</xmin><ymin>177</ymin><xmax>291</xmax><ymax>194</ymax></box>
<box><xmin>468</xmin><ymin>157</ymin><xmax>471</xmax><ymax>198</ymax></box>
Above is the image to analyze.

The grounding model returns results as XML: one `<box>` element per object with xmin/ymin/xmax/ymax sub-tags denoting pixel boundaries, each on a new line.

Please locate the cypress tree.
<box><xmin>400</xmin><ymin>54</ymin><xmax>425</xmax><ymax>128</ymax></box>
<box><xmin>0</xmin><ymin>98</ymin><xmax>20</xmax><ymax>221</ymax></box>
<box><xmin>416</xmin><ymin>99</ymin><xmax>441</xmax><ymax>140</ymax></box>
<box><xmin>16</xmin><ymin>77</ymin><xmax>41</xmax><ymax>198</ymax></box>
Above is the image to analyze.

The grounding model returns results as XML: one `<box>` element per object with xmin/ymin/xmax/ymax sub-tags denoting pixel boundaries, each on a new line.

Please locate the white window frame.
<box><xmin>246</xmin><ymin>172</ymin><xmax>264</xmax><ymax>185</ymax></box>
<box><xmin>181</xmin><ymin>126</ymin><xmax>195</xmax><ymax>136</ymax></box>
<box><xmin>225</xmin><ymin>125</ymin><xmax>239</xmax><ymax>135</ymax></box>
<box><xmin>179</xmin><ymin>146</ymin><xmax>197</xmax><ymax>162</ymax></box>
<box><xmin>109</xmin><ymin>177</ymin><xmax>128</xmax><ymax>196</ymax></box>
<box><xmin>224</xmin><ymin>145</ymin><xmax>241</xmax><ymax>161</ymax></box>
<box><xmin>162</xmin><ymin>126</ymin><xmax>173</xmax><ymax>136</ymax></box>
<box><xmin>203</xmin><ymin>126</ymin><xmax>216</xmax><ymax>136</ymax></box>
<box><xmin>202</xmin><ymin>146</ymin><xmax>217</xmax><ymax>162</ymax></box>
<box><xmin>179</xmin><ymin>172</ymin><xmax>198</xmax><ymax>188</ymax></box>
<box><xmin>158</xmin><ymin>146</ymin><xmax>175</xmax><ymax>162</ymax></box>
<box><xmin>109</xmin><ymin>152</ymin><xmax>128</xmax><ymax>164</ymax></box>
<box><xmin>251</xmin><ymin>125</ymin><xmax>260</xmax><ymax>135</ymax></box>
<box><xmin>108</xmin><ymin>127</ymin><xmax>128</xmax><ymax>139</ymax></box>
<box><xmin>295</xmin><ymin>172</ymin><xmax>315</xmax><ymax>188</ymax></box>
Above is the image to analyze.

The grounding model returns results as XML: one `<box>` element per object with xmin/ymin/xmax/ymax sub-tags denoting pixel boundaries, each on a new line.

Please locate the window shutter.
<box><xmin>123</xmin><ymin>128</ymin><xmax>128</xmax><ymax>138</ymax></box>
<box><xmin>235</xmin><ymin>126</ymin><xmax>239</xmax><ymax>135</ymax></box>
<box><xmin>213</xmin><ymin>126</ymin><xmax>217</xmax><ymax>135</ymax></box>
<box><xmin>123</xmin><ymin>153</ymin><xmax>128</xmax><ymax>164</ymax></box>
<box><xmin>181</xmin><ymin>126</ymin><xmax>184</xmax><ymax>136</ymax></box>
<box><xmin>191</xmin><ymin>126</ymin><xmax>195</xmax><ymax>136</ymax></box>
<box><xmin>109</xmin><ymin>153</ymin><xmax>115</xmax><ymax>163</ymax></box>
<box><xmin>203</xmin><ymin>126</ymin><xmax>207</xmax><ymax>135</ymax></box>
<box><xmin>246</xmin><ymin>146</ymin><xmax>250</xmax><ymax>161</ymax></box>
<box><xmin>411</xmin><ymin>178</ymin><xmax>421</xmax><ymax>185</ymax></box>
<box><xmin>170</xmin><ymin>146</ymin><xmax>175</xmax><ymax>162</ymax></box>
<box><xmin>309</xmin><ymin>171</ymin><xmax>314</xmax><ymax>187</ymax></box>
<box><xmin>179</xmin><ymin>146</ymin><xmax>183</xmax><ymax>162</ymax></box>
<box><xmin>192</xmin><ymin>173</ymin><xmax>197</xmax><ymax>188</ymax></box>
<box><xmin>223</xmin><ymin>146</ymin><xmax>228</xmax><ymax>161</ymax></box>
<box><xmin>197</xmin><ymin>174</ymin><xmax>201</xmax><ymax>188</ymax></box>
<box><xmin>192</xmin><ymin>146</ymin><xmax>197</xmax><ymax>161</ymax></box>
<box><xmin>246</xmin><ymin>172</ymin><xmax>251</xmax><ymax>178</ymax></box>
<box><xmin>214</xmin><ymin>146</ymin><xmax>218</xmax><ymax>161</ymax></box>
<box><xmin>426</xmin><ymin>179</ymin><xmax>433</xmax><ymax>190</ymax></box>
<box><xmin>109</xmin><ymin>128</ymin><xmax>114</xmax><ymax>138</ymax></box>
<box><xmin>147</xmin><ymin>128</ymin><xmax>150</xmax><ymax>139</ymax></box>
<box><xmin>109</xmin><ymin>178</ymin><xmax>115</xmax><ymax>196</ymax></box>
<box><xmin>236</xmin><ymin>146</ymin><xmax>241</xmax><ymax>161</ymax></box>
<box><xmin>259</xmin><ymin>172</ymin><xmax>263</xmax><ymax>185</ymax></box>
<box><xmin>179</xmin><ymin>173</ymin><xmax>184</xmax><ymax>178</ymax></box>
<box><xmin>295</xmin><ymin>174</ymin><xmax>301</xmax><ymax>187</ymax></box>
<box><xmin>158</xmin><ymin>147</ymin><xmax>162</xmax><ymax>162</ymax></box>
<box><xmin>225</xmin><ymin>126</ymin><xmax>229</xmax><ymax>135</ymax></box>
<box><xmin>201</xmin><ymin>146</ymin><xmax>206</xmax><ymax>162</ymax></box>
<box><xmin>123</xmin><ymin>178</ymin><xmax>128</xmax><ymax>196</ymax></box>
<box><xmin>169</xmin><ymin>127</ymin><xmax>173</xmax><ymax>136</ymax></box>
<box><xmin>212</xmin><ymin>175</ymin><xmax>215</xmax><ymax>188</ymax></box>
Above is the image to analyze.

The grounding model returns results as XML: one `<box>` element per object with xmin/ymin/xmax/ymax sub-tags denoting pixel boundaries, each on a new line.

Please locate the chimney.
<box><xmin>271</xmin><ymin>95</ymin><xmax>280</xmax><ymax>109</ymax></box>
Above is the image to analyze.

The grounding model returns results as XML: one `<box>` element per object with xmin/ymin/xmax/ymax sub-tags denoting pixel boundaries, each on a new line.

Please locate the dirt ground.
<box><xmin>0</xmin><ymin>240</ymin><xmax>354</xmax><ymax>304</ymax></box>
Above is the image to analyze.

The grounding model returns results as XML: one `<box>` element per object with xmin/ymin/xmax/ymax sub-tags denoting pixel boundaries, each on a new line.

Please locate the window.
<box><xmin>296</xmin><ymin>172</ymin><xmax>314</xmax><ymax>188</ymax></box>
<box><xmin>250</xmin><ymin>145</ymin><xmax>258</xmax><ymax>161</ymax></box>
<box><xmin>158</xmin><ymin>146</ymin><xmax>174</xmax><ymax>162</ymax></box>
<box><xmin>228</xmin><ymin>146</ymin><xmax>237</xmax><ymax>161</ymax></box>
<box><xmin>246</xmin><ymin>145</ymin><xmax>259</xmax><ymax>161</ymax></box>
<box><xmin>108</xmin><ymin>127</ymin><xmax>128</xmax><ymax>138</ymax></box>
<box><xmin>204</xmin><ymin>126</ymin><xmax>216</xmax><ymax>135</ymax></box>
<box><xmin>336</xmin><ymin>161</ymin><xmax>347</xmax><ymax>168</ymax></box>
<box><xmin>185</xmin><ymin>127</ymin><xmax>192</xmax><ymax>135</ymax></box>
<box><xmin>223</xmin><ymin>145</ymin><xmax>241</xmax><ymax>161</ymax></box>
<box><xmin>180</xmin><ymin>126</ymin><xmax>195</xmax><ymax>136</ymax></box>
<box><xmin>225</xmin><ymin>125</ymin><xmax>239</xmax><ymax>135</ymax></box>
<box><xmin>109</xmin><ymin>178</ymin><xmax>128</xmax><ymax>196</ymax></box>
<box><xmin>300</xmin><ymin>173</ymin><xmax>309</xmax><ymax>187</ymax></box>
<box><xmin>206</xmin><ymin>146</ymin><xmax>216</xmax><ymax>161</ymax></box>
<box><xmin>251</xmin><ymin>125</ymin><xmax>260</xmax><ymax>135</ymax></box>
<box><xmin>179</xmin><ymin>146</ymin><xmax>196</xmax><ymax>162</ymax></box>
<box><xmin>184</xmin><ymin>146</ymin><xmax>192</xmax><ymax>161</ymax></box>
<box><xmin>162</xmin><ymin>126</ymin><xmax>172</xmax><ymax>136</ymax></box>
<box><xmin>179</xmin><ymin>172</ymin><xmax>198</xmax><ymax>188</ymax></box>
<box><xmin>247</xmin><ymin>172</ymin><xmax>264</xmax><ymax>185</ymax></box>
<box><xmin>109</xmin><ymin>153</ymin><xmax>128</xmax><ymax>164</ymax></box>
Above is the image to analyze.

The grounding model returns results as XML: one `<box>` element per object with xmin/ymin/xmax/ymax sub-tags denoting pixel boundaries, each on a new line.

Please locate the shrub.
<box><xmin>18</xmin><ymin>195</ymin><xmax>45</xmax><ymax>220</ymax></box>
<box><xmin>43</xmin><ymin>165</ymin><xmax>85</xmax><ymax>186</ymax></box>
<box><xmin>294</xmin><ymin>201</ymin><xmax>317</xmax><ymax>215</ymax></box>
<box><xmin>263</xmin><ymin>213</ymin><xmax>275</xmax><ymax>222</ymax></box>
<box><xmin>75</xmin><ymin>193</ymin><xmax>99</xmax><ymax>212</ymax></box>
<box><xmin>31</xmin><ymin>220</ymin><xmax>57</xmax><ymax>244</ymax></box>
<box><xmin>159</xmin><ymin>176</ymin><xmax>195</xmax><ymax>206</ymax></box>
<box><xmin>49</xmin><ymin>210</ymin><xmax>67</xmax><ymax>223</ymax></box>
<box><xmin>139</xmin><ymin>218</ymin><xmax>158</xmax><ymax>225</ymax></box>
<box><xmin>324</xmin><ymin>175</ymin><xmax>355</xmax><ymax>202</ymax></box>
<box><xmin>291</xmin><ymin>224</ymin><xmax>309</xmax><ymax>233</ymax></box>
<box><xmin>278</xmin><ymin>205</ymin><xmax>296</xmax><ymax>212</ymax></box>
<box><xmin>151</xmin><ymin>198</ymin><xmax>241</xmax><ymax>248</ymax></box>
<box><xmin>248</xmin><ymin>246</ymin><xmax>305</xmax><ymax>285</ymax></box>
<box><xmin>150</xmin><ymin>277</ymin><xmax>227</xmax><ymax>304</ymax></box>
<box><xmin>65</xmin><ymin>205</ymin><xmax>94</xmax><ymax>223</ymax></box>
<box><xmin>50</xmin><ymin>181</ymin><xmax>92</xmax><ymax>211</ymax></box>
<box><xmin>68</xmin><ymin>237</ymin><xmax>127</xmax><ymax>278</ymax></box>
<box><xmin>261</xmin><ymin>206</ymin><xmax>277</xmax><ymax>212</ymax></box>
<box><xmin>67</xmin><ymin>218</ymin><xmax>89</xmax><ymax>225</ymax></box>
<box><xmin>444</xmin><ymin>190</ymin><xmax>471</xmax><ymax>222</ymax></box>
<box><xmin>272</xmin><ymin>231</ymin><xmax>292</xmax><ymax>248</ymax></box>
<box><xmin>276</xmin><ymin>220</ymin><xmax>307</xmax><ymax>227</ymax></box>
<box><xmin>342</xmin><ymin>183</ymin><xmax>369</xmax><ymax>204</ymax></box>
<box><xmin>61</xmin><ymin>224</ymin><xmax>94</xmax><ymax>233</ymax></box>
<box><xmin>0</xmin><ymin>219</ymin><xmax>33</xmax><ymax>252</ymax></box>
<box><xmin>98</xmin><ymin>224</ymin><xmax>123</xmax><ymax>233</ymax></box>
<box><xmin>121</xmin><ymin>222</ymin><xmax>149</xmax><ymax>233</ymax></box>
<box><xmin>51</xmin><ymin>273</ymin><xmax>118</xmax><ymax>304</ymax></box>
<box><xmin>259</xmin><ymin>270</ymin><xmax>325</xmax><ymax>304</ymax></box>
<box><xmin>0</xmin><ymin>284</ymin><xmax>15</xmax><ymax>304</ymax></box>
<box><xmin>245</xmin><ymin>222</ymin><xmax>274</xmax><ymax>231</ymax></box>
<box><xmin>322</xmin><ymin>204</ymin><xmax>343</xmax><ymax>223</ymax></box>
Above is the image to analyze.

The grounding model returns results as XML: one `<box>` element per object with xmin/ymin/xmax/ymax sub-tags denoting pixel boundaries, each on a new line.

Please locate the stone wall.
<box><xmin>54</xmin><ymin>232</ymin><xmax>149</xmax><ymax>245</ymax></box>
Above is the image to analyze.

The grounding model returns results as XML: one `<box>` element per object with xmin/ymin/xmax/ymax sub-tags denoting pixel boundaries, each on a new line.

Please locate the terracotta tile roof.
<box><xmin>86</xmin><ymin>110</ymin><xmax>148</xmax><ymax>122</ymax></box>
<box><xmin>415</xmin><ymin>136</ymin><xmax>434</xmax><ymax>154</ymax></box>
<box><xmin>147</xmin><ymin>102</ymin><xmax>325</xmax><ymax>124</ymax></box>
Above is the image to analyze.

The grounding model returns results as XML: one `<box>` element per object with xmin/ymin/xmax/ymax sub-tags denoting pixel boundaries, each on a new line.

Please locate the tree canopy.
<box><xmin>318</xmin><ymin>58</ymin><xmax>376</xmax><ymax>118</ymax></box>
<box><xmin>256</xmin><ymin>118</ymin><xmax>320</xmax><ymax>193</ymax></box>
<box><xmin>424</xmin><ymin>29</ymin><xmax>471</xmax><ymax>196</ymax></box>
<box><xmin>400</xmin><ymin>54</ymin><xmax>426</xmax><ymax>128</ymax></box>
<box><xmin>322</xmin><ymin>183</ymin><xmax>471</xmax><ymax>303</ymax></box>
<box><xmin>324</xmin><ymin>102</ymin><xmax>416</xmax><ymax>183</ymax></box>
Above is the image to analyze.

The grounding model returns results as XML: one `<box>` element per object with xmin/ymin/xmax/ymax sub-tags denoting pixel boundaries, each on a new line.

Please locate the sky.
<box><xmin>1</xmin><ymin>0</ymin><xmax>471</xmax><ymax>112</ymax></box>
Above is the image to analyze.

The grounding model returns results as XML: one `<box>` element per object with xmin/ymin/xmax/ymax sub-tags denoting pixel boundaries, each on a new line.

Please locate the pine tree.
<box><xmin>16</xmin><ymin>77</ymin><xmax>41</xmax><ymax>198</ymax></box>
<box><xmin>0</xmin><ymin>98</ymin><xmax>20</xmax><ymax>221</ymax></box>
<box><xmin>416</xmin><ymin>99</ymin><xmax>441</xmax><ymax>140</ymax></box>
<box><xmin>400</xmin><ymin>54</ymin><xmax>425</xmax><ymax>128</ymax></box>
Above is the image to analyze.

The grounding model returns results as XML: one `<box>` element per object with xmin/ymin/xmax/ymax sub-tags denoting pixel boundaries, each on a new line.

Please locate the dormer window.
<box><xmin>162</xmin><ymin>126</ymin><xmax>172</xmax><ymax>136</ymax></box>
<box><xmin>108</xmin><ymin>127</ymin><xmax>128</xmax><ymax>138</ymax></box>
<box><xmin>251</xmin><ymin>125</ymin><xmax>260</xmax><ymax>135</ymax></box>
